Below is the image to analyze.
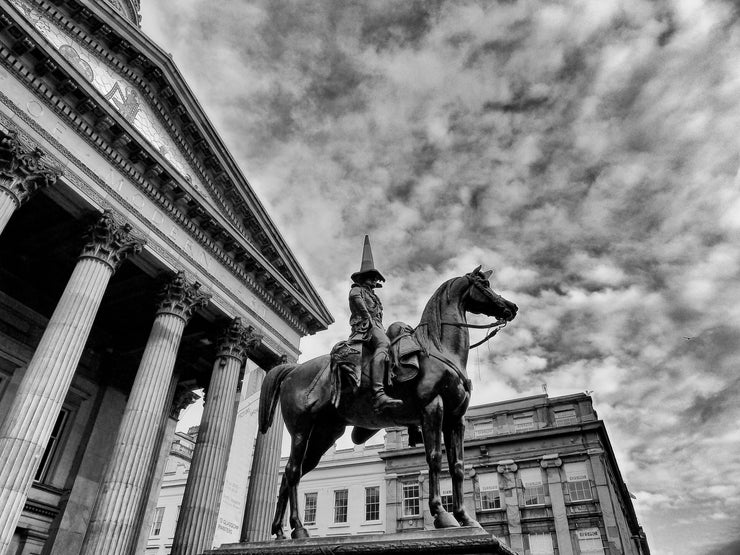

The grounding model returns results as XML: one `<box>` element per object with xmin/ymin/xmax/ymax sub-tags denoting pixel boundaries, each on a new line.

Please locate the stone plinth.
<box><xmin>203</xmin><ymin>528</ymin><xmax>518</xmax><ymax>555</ymax></box>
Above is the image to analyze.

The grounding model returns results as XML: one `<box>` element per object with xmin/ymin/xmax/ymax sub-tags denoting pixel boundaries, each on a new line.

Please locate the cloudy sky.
<box><xmin>140</xmin><ymin>1</ymin><xmax>740</xmax><ymax>553</ymax></box>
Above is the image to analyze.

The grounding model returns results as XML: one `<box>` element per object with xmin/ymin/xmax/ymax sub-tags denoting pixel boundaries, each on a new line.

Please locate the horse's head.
<box><xmin>463</xmin><ymin>266</ymin><xmax>518</xmax><ymax>321</ymax></box>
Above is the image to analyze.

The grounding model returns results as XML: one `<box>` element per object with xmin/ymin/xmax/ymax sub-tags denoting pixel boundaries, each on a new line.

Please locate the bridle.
<box><xmin>440</xmin><ymin>276</ymin><xmax>510</xmax><ymax>349</ymax></box>
<box><xmin>441</xmin><ymin>319</ymin><xmax>508</xmax><ymax>349</ymax></box>
<box><xmin>414</xmin><ymin>274</ymin><xmax>511</xmax><ymax>352</ymax></box>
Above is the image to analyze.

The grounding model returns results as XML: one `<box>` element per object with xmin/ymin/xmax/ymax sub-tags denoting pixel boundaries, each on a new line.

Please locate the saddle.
<box><xmin>329</xmin><ymin>322</ymin><xmax>423</xmax><ymax>408</ymax></box>
<box><xmin>388</xmin><ymin>323</ymin><xmax>422</xmax><ymax>384</ymax></box>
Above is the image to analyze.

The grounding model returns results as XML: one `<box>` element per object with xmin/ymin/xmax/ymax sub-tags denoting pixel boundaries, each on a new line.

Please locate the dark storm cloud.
<box><xmin>142</xmin><ymin>1</ymin><xmax>740</xmax><ymax>552</ymax></box>
<box><xmin>705</xmin><ymin>535</ymin><xmax>740</xmax><ymax>555</ymax></box>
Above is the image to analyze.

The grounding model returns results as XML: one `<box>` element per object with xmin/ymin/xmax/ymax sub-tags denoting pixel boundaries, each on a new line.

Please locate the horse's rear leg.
<box><xmin>283</xmin><ymin>420</ymin><xmax>344</xmax><ymax>539</ymax></box>
<box><xmin>422</xmin><ymin>397</ymin><xmax>459</xmax><ymax>528</ymax></box>
<box><xmin>270</xmin><ymin>474</ymin><xmax>291</xmax><ymax>539</ymax></box>
<box><xmin>269</xmin><ymin>428</ymin><xmax>312</xmax><ymax>540</ymax></box>
<box><xmin>285</xmin><ymin>429</ymin><xmax>312</xmax><ymax>539</ymax></box>
<box><xmin>301</xmin><ymin>420</ymin><xmax>345</xmax><ymax>476</ymax></box>
<box><xmin>443</xmin><ymin>418</ymin><xmax>481</xmax><ymax>528</ymax></box>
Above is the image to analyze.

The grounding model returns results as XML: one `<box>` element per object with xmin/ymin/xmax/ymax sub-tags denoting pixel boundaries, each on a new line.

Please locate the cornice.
<box><xmin>0</xmin><ymin>2</ymin><xmax>331</xmax><ymax>335</ymax></box>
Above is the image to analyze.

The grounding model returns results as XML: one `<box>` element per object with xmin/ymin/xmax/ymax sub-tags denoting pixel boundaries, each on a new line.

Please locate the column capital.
<box><xmin>0</xmin><ymin>129</ymin><xmax>61</xmax><ymax>207</ymax></box>
<box><xmin>156</xmin><ymin>271</ymin><xmax>211</xmax><ymax>322</ymax></box>
<box><xmin>496</xmin><ymin>460</ymin><xmax>518</xmax><ymax>474</ymax></box>
<box><xmin>80</xmin><ymin>210</ymin><xmax>145</xmax><ymax>271</ymax></box>
<box><xmin>540</xmin><ymin>454</ymin><xmax>562</xmax><ymax>469</ymax></box>
<box><xmin>171</xmin><ymin>384</ymin><xmax>200</xmax><ymax>419</ymax></box>
<box><xmin>216</xmin><ymin>317</ymin><xmax>262</xmax><ymax>364</ymax></box>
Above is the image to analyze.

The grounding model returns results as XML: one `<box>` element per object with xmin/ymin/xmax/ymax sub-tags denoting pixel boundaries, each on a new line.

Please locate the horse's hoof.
<box><xmin>455</xmin><ymin>511</ymin><xmax>482</xmax><ymax>528</ymax></box>
<box><xmin>434</xmin><ymin>510</ymin><xmax>461</xmax><ymax>528</ymax></box>
<box><xmin>273</xmin><ymin>531</ymin><xmax>286</xmax><ymax>541</ymax></box>
<box><xmin>291</xmin><ymin>527</ymin><xmax>310</xmax><ymax>539</ymax></box>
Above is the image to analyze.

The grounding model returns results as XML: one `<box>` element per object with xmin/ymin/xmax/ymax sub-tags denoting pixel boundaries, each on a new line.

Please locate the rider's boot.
<box><xmin>372</xmin><ymin>354</ymin><xmax>402</xmax><ymax>412</ymax></box>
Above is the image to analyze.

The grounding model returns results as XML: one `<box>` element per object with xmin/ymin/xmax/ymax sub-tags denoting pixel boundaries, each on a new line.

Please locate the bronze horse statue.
<box><xmin>259</xmin><ymin>267</ymin><xmax>517</xmax><ymax>539</ymax></box>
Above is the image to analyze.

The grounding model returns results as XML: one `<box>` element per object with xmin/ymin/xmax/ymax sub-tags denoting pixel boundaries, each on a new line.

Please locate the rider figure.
<box><xmin>349</xmin><ymin>236</ymin><xmax>403</xmax><ymax>412</ymax></box>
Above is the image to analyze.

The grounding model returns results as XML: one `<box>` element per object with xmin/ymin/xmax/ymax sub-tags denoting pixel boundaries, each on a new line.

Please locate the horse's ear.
<box><xmin>472</xmin><ymin>265</ymin><xmax>482</xmax><ymax>275</ymax></box>
<box><xmin>482</xmin><ymin>269</ymin><xmax>493</xmax><ymax>279</ymax></box>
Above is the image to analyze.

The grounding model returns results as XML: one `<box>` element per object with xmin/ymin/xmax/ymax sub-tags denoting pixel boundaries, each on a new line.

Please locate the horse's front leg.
<box><xmin>443</xmin><ymin>418</ymin><xmax>481</xmax><ymax>528</ymax></box>
<box><xmin>422</xmin><ymin>397</ymin><xmax>459</xmax><ymax>528</ymax></box>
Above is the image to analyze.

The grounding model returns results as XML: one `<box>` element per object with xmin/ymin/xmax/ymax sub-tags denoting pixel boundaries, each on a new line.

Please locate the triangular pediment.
<box><xmin>2</xmin><ymin>0</ymin><xmax>332</xmax><ymax>334</ymax></box>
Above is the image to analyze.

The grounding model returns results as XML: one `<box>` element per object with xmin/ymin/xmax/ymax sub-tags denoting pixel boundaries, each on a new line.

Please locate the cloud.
<box><xmin>141</xmin><ymin>1</ymin><xmax>740</xmax><ymax>552</ymax></box>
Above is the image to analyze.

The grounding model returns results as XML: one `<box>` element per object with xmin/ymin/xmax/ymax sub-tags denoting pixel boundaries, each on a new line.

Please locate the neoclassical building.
<box><xmin>0</xmin><ymin>1</ymin><xmax>332</xmax><ymax>555</ymax></box>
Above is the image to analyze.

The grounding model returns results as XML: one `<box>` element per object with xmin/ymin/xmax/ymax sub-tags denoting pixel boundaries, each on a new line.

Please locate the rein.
<box><xmin>441</xmin><ymin>319</ymin><xmax>508</xmax><ymax>349</ymax></box>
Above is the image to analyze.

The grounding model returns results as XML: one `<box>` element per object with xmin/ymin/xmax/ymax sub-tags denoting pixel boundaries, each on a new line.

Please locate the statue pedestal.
<box><xmin>202</xmin><ymin>527</ymin><xmax>518</xmax><ymax>555</ymax></box>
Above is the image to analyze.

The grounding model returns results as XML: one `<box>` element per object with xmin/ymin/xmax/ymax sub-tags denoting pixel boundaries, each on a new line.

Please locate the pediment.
<box><xmin>1</xmin><ymin>0</ymin><xmax>333</xmax><ymax>334</ymax></box>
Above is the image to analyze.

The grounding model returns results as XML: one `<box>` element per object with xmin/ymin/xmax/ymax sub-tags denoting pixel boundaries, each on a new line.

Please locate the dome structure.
<box><xmin>98</xmin><ymin>0</ymin><xmax>141</xmax><ymax>25</ymax></box>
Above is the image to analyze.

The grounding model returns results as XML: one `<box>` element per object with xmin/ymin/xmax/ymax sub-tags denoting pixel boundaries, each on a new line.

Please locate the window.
<box><xmin>304</xmin><ymin>492</ymin><xmax>317</xmax><ymax>524</ymax></box>
<box><xmin>577</xmin><ymin>528</ymin><xmax>605</xmax><ymax>553</ymax></box>
<box><xmin>473</xmin><ymin>419</ymin><xmax>494</xmax><ymax>438</ymax></box>
<box><xmin>520</xmin><ymin>467</ymin><xmax>546</xmax><ymax>506</ymax></box>
<box><xmin>478</xmin><ymin>473</ymin><xmax>501</xmax><ymax>510</ymax></box>
<box><xmin>150</xmin><ymin>507</ymin><xmax>165</xmax><ymax>536</ymax></box>
<box><xmin>34</xmin><ymin>408</ymin><xmax>70</xmax><ymax>483</ymax></box>
<box><xmin>333</xmin><ymin>489</ymin><xmax>348</xmax><ymax>523</ymax></box>
<box><xmin>554</xmin><ymin>408</ymin><xmax>577</xmax><ymax>426</ymax></box>
<box><xmin>365</xmin><ymin>486</ymin><xmax>380</xmax><ymax>521</ymax></box>
<box><xmin>527</xmin><ymin>532</ymin><xmax>554</xmax><ymax>554</ymax></box>
<box><xmin>565</xmin><ymin>462</ymin><xmax>591</xmax><ymax>501</ymax></box>
<box><xmin>440</xmin><ymin>479</ymin><xmax>453</xmax><ymax>513</ymax></box>
<box><xmin>402</xmin><ymin>483</ymin><xmax>420</xmax><ymax>516</ymax></box>
<box><xmin>513</xmin><ymin>414</ymin><xmax>535</xmax><ymax>432</ymax></box>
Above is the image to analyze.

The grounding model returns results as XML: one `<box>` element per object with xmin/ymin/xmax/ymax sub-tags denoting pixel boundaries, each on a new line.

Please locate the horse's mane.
<box><xmin>415</xmin><ymin>276</ymin><xmax>465</xmax><ymax>353</ymax></box>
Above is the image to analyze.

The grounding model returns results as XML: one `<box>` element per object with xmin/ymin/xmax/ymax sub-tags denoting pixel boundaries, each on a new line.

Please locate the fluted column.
<box><xmin>80</xmin><ymin>272</ymin><xmax>210</xmax><ymax>555</ymax></box>
<box><xmin>0</xmin><ymin>129</ymin><xmax>60</xmax><ymax>234</ymax></box>
<box><xmin>172</xmin><ymin>319</ymin><xmax>261</xmax><ymax>555</ymax></box>
<box><xmin>240</xmin><ymin>358</ymin><xmax>287</xmax><ymax>543</ymax></box>
<box><xmin>0</xmin><ymin>212</ymin><xmax>142</xmax><ymax>552</ymax></box>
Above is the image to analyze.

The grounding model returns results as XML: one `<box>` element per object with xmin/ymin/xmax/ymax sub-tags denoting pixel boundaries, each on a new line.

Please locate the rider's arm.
<box><xmin>349</xmin><ymin>287</ymin><xmax>372</xmax><ymax>321</ymax></box>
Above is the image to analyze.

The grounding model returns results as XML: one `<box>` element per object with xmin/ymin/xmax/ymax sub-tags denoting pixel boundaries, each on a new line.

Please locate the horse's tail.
<box><xmin>258</xmin><ymin>363</ymin><xmax>297</xmax><ymax>433</ymax></box>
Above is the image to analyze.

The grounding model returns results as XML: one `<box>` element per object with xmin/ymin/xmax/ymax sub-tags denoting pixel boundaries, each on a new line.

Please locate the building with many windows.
<box><xmin>286</xmin><ymin>393</ymin><xmax>650</xmax><ymax>555</ymax></box>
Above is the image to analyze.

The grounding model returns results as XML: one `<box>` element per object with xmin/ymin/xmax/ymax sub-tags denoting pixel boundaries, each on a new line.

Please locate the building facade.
<box><xmin>0</xmin><ymin>1</ymin><xmax>332</xmax><ymax>554</ymax></box>
<box><xmin>288</xmin><ymin>394</ymin><xmax>650</xmax><ymax>555</ymax></box>
<box><xmin>279</xmin><ymin>442</ymin><xmax>388</xmax><ymax>538</ymax></box>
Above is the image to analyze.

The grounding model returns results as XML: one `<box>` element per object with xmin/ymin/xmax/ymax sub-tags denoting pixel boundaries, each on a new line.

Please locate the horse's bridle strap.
<box><xmin>440</xmin><ymin>319</ymin><xmax>508</xmax><ymax>349</ymax></box>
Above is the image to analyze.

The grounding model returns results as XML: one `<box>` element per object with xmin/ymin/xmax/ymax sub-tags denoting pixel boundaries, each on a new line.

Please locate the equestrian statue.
<box><xmin>259</xmin><ymin>236</ymin><xmax>518</xmax><ymax>540</ymax></box>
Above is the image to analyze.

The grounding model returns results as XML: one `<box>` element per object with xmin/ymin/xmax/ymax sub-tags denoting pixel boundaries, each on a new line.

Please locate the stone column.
<box><xmin>0</xmin><ymin>212</ymin><xmax>142</xmax><ymax>552</ymax></box>
<box><xmin>541</xmin><ymin>454</ymin><xmax>573</xmax><ymax>555</ymax></box>
<box><xmin>497</xmin><ymin>460</ymin><xmax>523</xmax><ymax>553</ymax></box>
<box><xmin>240</xmin><ymin>357</ymin><xmax>287</xmax><ymax>542</ymax></box>
<box><xmin>132</xmin><ymin>380</ymin><xmax>198</xmax><ymax>555</ymax></box>
<box><xmin>171</xmin><ymin>319</ymin><xmax>260</xmax><ymax>555</ymax></box>
<box><xmin>0</xmin><ymin>129</ymin><xmax>60</xmax><ymax>234</ymax></box>
<box><xmin>80</xmin><ymin>272</ymin><xmax>210</xmax><ymax>555</ymax></box>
